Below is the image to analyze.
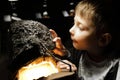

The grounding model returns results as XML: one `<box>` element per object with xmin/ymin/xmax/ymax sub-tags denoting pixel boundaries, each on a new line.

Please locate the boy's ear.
<box><xmin>98</xmin><ymin>33</ymin><xmax>112</xmax><ymax>47</ymax></box>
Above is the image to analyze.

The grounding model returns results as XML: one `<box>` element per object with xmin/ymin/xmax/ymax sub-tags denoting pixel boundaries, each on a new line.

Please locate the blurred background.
<box><xmin>0</xmin><ymin>0</ymin><xmax>80</xmax><ymax>55</ymax></box>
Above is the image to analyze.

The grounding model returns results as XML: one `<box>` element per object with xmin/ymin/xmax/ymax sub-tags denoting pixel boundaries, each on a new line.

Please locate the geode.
<box><xmin>8</xmin><ymin>20</ymin><xmax>55</xmax><ymax>76</ymax></box>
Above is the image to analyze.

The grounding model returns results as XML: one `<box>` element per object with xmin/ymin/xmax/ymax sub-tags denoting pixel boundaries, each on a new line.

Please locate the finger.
<box><xmin>57</xmin><ymin>61</ymin><xmax>69</xmax><ymax>69</ymax></box>
<box><xmin>57</xmin><ymin>62</ymin><xmax>71</xmax><ymax>72</ymax></box>
<box><xmin>49</xmin><ymin>29</ymin><xmax>58</xmax><ymax>38</ymax></box>
<box><xmin>53</xmin><ymin>48</ymin><xmax>65</xmax><ymax>56</ymax></box>
<box><xmin>57</xmin><ymin>60</ymin><xmax>77</xmax><ymax>72</ymax></box>
<box><xmin>53</xmin><ymin>37</ymin><xmax>64</xmax><ymax>49</ymax></box>
<box><xmin>71</xmin><ymin>64</ymin><xmax>77</xmax><ymax>71</ymax></box>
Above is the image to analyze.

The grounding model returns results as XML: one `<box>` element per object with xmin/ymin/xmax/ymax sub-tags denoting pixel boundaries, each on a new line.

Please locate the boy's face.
<box><xmin>69</xmin><ymin>15</ymin><xmax>99</xmax><ymax>51</ymax></box>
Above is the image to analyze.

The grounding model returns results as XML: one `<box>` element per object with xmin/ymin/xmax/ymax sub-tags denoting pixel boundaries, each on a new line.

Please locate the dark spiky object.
<box><xmin>9</xmin><ymin>20</ymin><xmax>55</xmax><ymax>59</ymax></box>
<box><xmin>8</xmin><ymin>20</ymin><xmax>55</xmax><ymax>78</ymax></box>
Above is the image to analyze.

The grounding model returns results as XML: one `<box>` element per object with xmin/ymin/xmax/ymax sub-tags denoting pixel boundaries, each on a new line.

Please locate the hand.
<box><xmin>57</xmin><ymin>60</ymin><xmax>77</xmax><ymax>72</ymax></box>
<box><xmin>49</xmin><ymin>29</ymin><xmax>67</xmax><ymax>56</ymax></box>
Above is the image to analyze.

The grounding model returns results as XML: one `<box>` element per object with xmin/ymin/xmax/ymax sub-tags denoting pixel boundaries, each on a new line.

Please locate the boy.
<box><xmin>50</xmin><ymin>0</ymin><xmax>120</xmax><ymax>80</ymax></box>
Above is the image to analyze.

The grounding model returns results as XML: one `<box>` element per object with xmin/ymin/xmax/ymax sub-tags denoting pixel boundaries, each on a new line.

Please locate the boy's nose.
<box><xmin>69</xmin><ymin>26</ymin><xmax>74</xmax><ymax>35</ymax></box>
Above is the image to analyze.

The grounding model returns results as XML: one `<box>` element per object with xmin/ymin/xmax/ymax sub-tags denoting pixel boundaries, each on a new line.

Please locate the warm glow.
<box><xmin>16</xmin><ymin>56</ymin><xmax>60</xmax><ymax>80</ymax></box>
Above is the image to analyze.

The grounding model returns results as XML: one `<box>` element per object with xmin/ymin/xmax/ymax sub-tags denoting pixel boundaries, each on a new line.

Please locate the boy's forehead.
<box><xmin>74</xmin><ymin>15</ymin><xmax>94</xmax><ymax>27</ymax></box>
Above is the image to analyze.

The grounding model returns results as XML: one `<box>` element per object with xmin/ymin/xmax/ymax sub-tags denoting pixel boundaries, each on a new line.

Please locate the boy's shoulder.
<box><xmin>115</xmin><ymin>58</ymin><xmax>120</xmax><ymax>80</ymax></box>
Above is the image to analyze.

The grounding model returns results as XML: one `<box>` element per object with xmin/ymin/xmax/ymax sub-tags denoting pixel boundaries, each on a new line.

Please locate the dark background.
<box><xmin>0</xmin><ymin>0</ymin><xmax>80</xmax><ymax>55</ymax></box>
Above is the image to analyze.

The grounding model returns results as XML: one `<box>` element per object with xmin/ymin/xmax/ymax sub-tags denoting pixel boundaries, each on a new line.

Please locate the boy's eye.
<box><xmin>79</xmin><ymin>27</ymin><xmax>85</xmax><ymax>31</ymax></box>
<box><xmin>77</xmin><ymin>23</ymin><xmax>85</xmax><ymax>30</ymax></box>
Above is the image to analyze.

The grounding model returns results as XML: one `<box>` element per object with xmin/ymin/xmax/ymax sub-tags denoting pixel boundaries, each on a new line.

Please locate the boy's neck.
<box><xmin>86</xmin><ymin>52</ymin><xmax>106</xmax><ymax>62</ymax></box>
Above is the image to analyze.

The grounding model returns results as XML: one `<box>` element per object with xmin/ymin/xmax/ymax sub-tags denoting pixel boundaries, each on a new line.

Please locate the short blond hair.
<box><xmin>75</xmin><ymin>0</ymin><xmax>113</xmax><ymax>36</ymax></box>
